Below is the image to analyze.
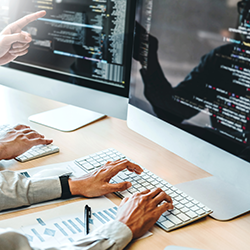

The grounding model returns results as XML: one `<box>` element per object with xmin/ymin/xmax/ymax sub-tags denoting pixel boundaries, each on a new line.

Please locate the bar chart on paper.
<box><xmin>0</xmin><ymin>197</ymin><xmax>118</xmax><ymax>248</ymax></box>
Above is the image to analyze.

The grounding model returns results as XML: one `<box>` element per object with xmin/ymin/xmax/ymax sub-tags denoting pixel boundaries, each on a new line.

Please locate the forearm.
<box><xmin>0</xmin><ymin>170</ymin><xmax>61</xmax><ymax>211</ymax></box>
<box><xmin>0</xmin><ymin>221</ymin><xmax>133</xmax><ymax>250</ymax></box>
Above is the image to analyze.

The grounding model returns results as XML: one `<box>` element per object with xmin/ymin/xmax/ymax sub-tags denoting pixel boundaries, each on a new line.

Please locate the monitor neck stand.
<box><xmin>175</xmin><ymin>176</ymin><xmax>250</xmax><ymax>221</ymax></box>
<box><xmin>29</xmin><ymin>105</ymin><xmax>106</xmax><ymax>132</ymax></box>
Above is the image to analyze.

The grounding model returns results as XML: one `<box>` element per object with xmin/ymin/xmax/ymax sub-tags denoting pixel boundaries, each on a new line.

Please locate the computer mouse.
<box><xmin>32</xmin><ymin>168</ymin><xmax>72</xmax><ymax>178</ymax></box>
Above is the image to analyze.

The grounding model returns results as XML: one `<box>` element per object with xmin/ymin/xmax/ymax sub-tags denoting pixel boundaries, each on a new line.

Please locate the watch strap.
<box><xmin>59</xmin><ymin>175</ymin><xmax>72</xmax><ymax>199</ymax></box>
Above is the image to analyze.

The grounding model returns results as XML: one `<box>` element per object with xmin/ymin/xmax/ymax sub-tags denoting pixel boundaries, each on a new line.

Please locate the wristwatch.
<box><xmin>59</xmin><ymin>175</ymin><xmax>72</xmax><ymax>199</ymax></box>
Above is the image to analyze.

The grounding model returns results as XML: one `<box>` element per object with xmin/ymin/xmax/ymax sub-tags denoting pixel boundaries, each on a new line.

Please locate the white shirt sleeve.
<box><xmin>0</xmin><ymin>170</ymin><xmax>62</xmax><ymax>211</ymax></box>
<box><xmin>0</xmin><ymin>221</ymin><xmax>133</xmax><ymax>250</ymax></box>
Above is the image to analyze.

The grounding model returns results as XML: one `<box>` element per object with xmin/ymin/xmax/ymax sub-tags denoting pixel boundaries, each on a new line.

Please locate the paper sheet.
<box><xmin>0</xmin><ymin>196</ymin><xmax>152</xmax><ymax>248</ymax></box>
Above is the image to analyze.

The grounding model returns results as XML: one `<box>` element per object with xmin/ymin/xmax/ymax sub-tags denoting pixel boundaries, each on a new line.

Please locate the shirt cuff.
<box><xmin>89</xmin><ymin>220</ymin><xmax>133</xmax><ymax>250</ymax></box>
<box><xmin>28</xmin><ymin>177</ymin><xmax>62</xmax><ymax>204</ymax></box>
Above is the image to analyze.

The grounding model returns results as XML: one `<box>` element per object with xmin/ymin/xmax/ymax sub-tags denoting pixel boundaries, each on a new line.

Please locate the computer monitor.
<box><xmin>0</xmin><ymin>0</ymin><xmax>136</xmax><ymax>131</ymax></box>
<box><xmin>128</xmin><ymin>0</ymin><xmax>250</xmax><ymax>220</ymax></box>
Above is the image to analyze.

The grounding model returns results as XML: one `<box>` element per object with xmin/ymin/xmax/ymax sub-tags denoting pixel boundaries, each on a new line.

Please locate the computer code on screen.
<box><xmin>0</xmin><ymin>0</ymin><xmax>135</xmax><ymax>96</ymax></box>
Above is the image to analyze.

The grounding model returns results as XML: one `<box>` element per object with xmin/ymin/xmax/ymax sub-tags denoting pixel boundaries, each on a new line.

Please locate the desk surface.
<box><xmin>0</xmin><ymin>84</ymin><xmax>249</xmax><ymax>250</ymax></box>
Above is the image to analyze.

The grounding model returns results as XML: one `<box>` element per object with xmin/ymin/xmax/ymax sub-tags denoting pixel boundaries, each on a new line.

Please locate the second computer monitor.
<box><xmin>0</xmin><ymin>0</ymin><xmax>136</xmax><ymax>121</ymax></box>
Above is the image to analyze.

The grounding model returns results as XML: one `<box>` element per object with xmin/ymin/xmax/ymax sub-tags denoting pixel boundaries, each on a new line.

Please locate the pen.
<box><xmin>84</xmin><ymin>204</ymin><xmax>91</xmax><ymax>235</ymax></box>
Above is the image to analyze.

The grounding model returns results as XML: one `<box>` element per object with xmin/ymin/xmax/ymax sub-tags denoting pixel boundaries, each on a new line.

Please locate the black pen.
<box><xmin>84</xmin><ymin>204</ymin><xmax>91</xmax><ymax>235</ymax></box>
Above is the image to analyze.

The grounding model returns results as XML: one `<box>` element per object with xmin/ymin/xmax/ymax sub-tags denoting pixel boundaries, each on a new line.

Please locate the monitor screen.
<box><xmin>0</xmin><ymin>0</ymin><xmax>136</xmax><ymax>119</ymax></box>
<box><xmin>128</xmin><ymin>0</ymin><xmax>250</xmax><ymax>220</ymax></box>
<box><xmin>130</xmin><ymin>0</ymin><xmax>250</xmax><ymax>163</ymax></box>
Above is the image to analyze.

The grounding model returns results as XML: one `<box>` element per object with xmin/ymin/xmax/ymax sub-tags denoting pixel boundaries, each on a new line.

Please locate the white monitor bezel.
<box><xmin>127</xmin><ymin>104</ymin><xmax>250</xmax><ymax>220</ymax></box>
<box><xmin>0</xmin><ymin>66</ymin><xmax>128</xmax><ymax>120</ymax></box>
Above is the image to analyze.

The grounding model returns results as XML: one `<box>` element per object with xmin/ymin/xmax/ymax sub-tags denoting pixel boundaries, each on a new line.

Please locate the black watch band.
<box><xmin>59</xmin><ymin>175</ymin><xmax>72</xmax><ymax>199</ymax></box>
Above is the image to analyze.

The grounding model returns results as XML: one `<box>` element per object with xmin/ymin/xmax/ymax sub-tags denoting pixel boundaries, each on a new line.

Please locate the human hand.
<box><xmin>0</xmin><ymin>124</ymin><xmax>53</xmax><ymax>160</ymax></box>
<box><xmin>68</xmin><ymin>159</ymin><xmax>143</xmax><ymax>197</ymax></box>
<box><xmin>133</xmin><ymin>21</ymin><xmax>159</xmax><ymax>74</ymax></box>
<box><xmin>0</xmin><ymin>10</ymin><xmax>46</xmax><ymax>65</ymax></box>
<box><xmin>116</xmin><ymin>188</ymin><xmax>174</xmax><ymax>239</ymax></box>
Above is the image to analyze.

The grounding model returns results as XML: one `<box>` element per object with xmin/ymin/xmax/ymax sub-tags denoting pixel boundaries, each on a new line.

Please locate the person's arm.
<box><xmin>0</xmin><ymin>221</ymin><xmax>132</xmax><ymax>250</ymax></box>
<box><xmin>0</xmin><ymin>159</ymin><xmax>143</xmax><ymax>211</ymax></box>
<box><xmin>134</xmin><ymin>23</ymin><xmax>215</xmax><ymax>122</ymax></box>
<box><xmin>0</xmin><ymin>189</ymin><xmax>173</xmax><ymax>250</ymax></box>
<box><xmin>0</xmin><ymin>170</ymin><xmax>61</xmax><ymax>211</ymax></box>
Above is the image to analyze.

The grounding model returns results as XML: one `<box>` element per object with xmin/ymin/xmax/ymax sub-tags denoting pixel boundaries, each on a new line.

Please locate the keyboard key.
<box><xmin>127</xmin><ymin>188</ymin><xmax>137</xmax><ymax>194</ymax></box>
<box><xmin>191</xmin><ymin>206</ymin><xmax>199</xmax><ymax>211</ymax></box>
<box><xmin>175</xmin><ymin>203</ymin><xmax>184</xmax><ymax>209</ymax></box>
<box><xmin>162</xmin><ymin>211</ymin><xmax>171</xmax><ymax>216</ymax></box>
<box><xmin>119</xmin><ymin>190</ymin><xmax>131</xmax><ymax>198</ymax></box>
<box><xmin>180</xmin><ymin>207</ymin><xmax>189</xmax><ymax>213</ymax></box>
<box><xmin>177</xmin><ymin>213</ymin><xmax>190</xmax><ymax>222</ymax></box>
<box><xmin>112</xmin><ymin>176</ymin><xmax>124</xmax><ymax>183</ymax></box>
<box><xmin>167</xmin><ymin>215</ymin><xmax>182</xmax><ymax>225</ymax></box>
<box><xmin>161</xmin><ymin>220</ymin><xmax>175</xmax><ymax>229</ymax></box>
<box><xmin>196</xmin><ymin>209</ymin><xmax>206</xmax><ymax>216</ymax></box>
<box><xmin>171</xmin><ymin>209</ymin><xmax>181</xmax><ymax>216</ymax></box>
<box><xmin>186</xmin><ymin>211</ymin><xmax>198</xmax><ymax>219</ymax></box>
<box><xmin>117</xmin><ymin>172</ymin><xmax>129</xmax><ymax>180</ymax></box>
<box><xmin>158</xmin><ymin>216</ymin><xmax>167</xmax><ymax>223</ymax></box>
<box><xmin>138</xmin><ymin>187</ymin><xmax>147</xmax><ymax>192</ymax></box>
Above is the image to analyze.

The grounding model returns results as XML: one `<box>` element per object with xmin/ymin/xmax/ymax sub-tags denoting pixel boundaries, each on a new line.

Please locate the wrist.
<box><xmin>0</xmin><ymin>143</ymin><xmax>6</xmax><ymax>160</ymax></box>
<box><xmin>68</xmin><ymin>177</ymin><xmax>81</xmax><ymax>196</ymax></box>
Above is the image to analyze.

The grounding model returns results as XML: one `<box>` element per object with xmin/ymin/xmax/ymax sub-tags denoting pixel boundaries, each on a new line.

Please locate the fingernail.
<box><xmin>127</xmin><ymin>182</ymin><xmax>132</xmax><ymax>188</ymax></box>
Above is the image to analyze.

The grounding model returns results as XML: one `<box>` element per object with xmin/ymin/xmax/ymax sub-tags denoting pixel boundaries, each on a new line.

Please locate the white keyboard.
<box><xmin>0</xmin><ymin>124</ymin><xmax>59</xmax><ymax>162</ymax></box>
<box><xmin>74</xmin><ymin>148</ymin><xmax>213</xmax><ymax>232</ymax></box>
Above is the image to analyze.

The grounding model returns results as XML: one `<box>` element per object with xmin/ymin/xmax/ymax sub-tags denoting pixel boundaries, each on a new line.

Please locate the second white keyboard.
<box><xmin>74</xmin><ymin>148</ymin><xmax>213</xmax><ymax>232</ymax></box>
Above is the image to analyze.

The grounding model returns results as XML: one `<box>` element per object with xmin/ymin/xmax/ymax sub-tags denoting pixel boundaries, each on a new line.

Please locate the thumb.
<box><xmin>108</xmin><ymin>181</ymin><xmax>132</xmax><ymax>193</ymax></box>
<box><xmin>3</xmin><ymin>33</ymin><xmax>31</xmax><ymax>45</ymax></box>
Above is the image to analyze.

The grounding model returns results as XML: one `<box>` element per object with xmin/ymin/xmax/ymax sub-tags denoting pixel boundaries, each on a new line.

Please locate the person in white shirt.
<box><xmin>0</xmin><ymin>11</ymin><xmax>174</xmax><ymax>250</ymax></box>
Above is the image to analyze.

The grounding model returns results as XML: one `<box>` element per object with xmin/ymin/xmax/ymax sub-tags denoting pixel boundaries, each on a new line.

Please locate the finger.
<box><xmin>11</xmin><ymin>40</ymin><xmax>30</xmax><ymax>49</ymax></box>
<box><xmin>13</xmin><ymin>124</ymin><xmax>30</xmax><ymax>130</ymax></box>
<box><xmin>106</xmin><ymin>181</ymin><xmax>132</xmax><ymax>193</ymax></box>
<box><xmin>8</xmin><ymin>49</ymin><xmax>29</xmax><ymax>57</ymax></box>
<box><xmin>137</xmin><ymin>189</ymin><xmax>151</xmax><ymax>195</ymax></box>
<box><xmin>157</xmin><ymin>201</ymin><xmax>174</xmax><ymax>215</ymax></box>
<box><xmin>25</xmin><ymin>131</ymin><xmax>45</xmax><ymax>139</ymax></box>
<box><xmin>152</xmin><ymin>190</ymin><xmax>173</xmax><ymax>205</ymax></box>
<box><xmin>2</xmin><ymin>32</ymin><xmax>32</xmax><ymax>45</ymax></box>
<box><xmin>9</xmin><ymin>10</ymin><xmax>46</xmax><ymax>31</ymax></box>
<box><xmin>9</xmin><ymin>44</ymin><xmax>30</xmax><ymax>54</ymax></box>
<box><xmin>29</xmin><ymin>137</ymin><xmax>53</xmax><ymax>145</ymax></box>
<box><xmin>146</xmin><ymin>188</ymin><xmax>172</xmax><ymax>203</ymax></box>
<box><xmin>11</xmin><ymin>42</ymin><xmax>26</xmax><ymax>49</ymax></box>
<box><xmin>109</xmin><ymin>159</ymin><xmax>143</xmax><ymax>176</ymax></box>
<box><xmin>119</xmin><ymin>197</ymin><xmax>130</xmax><ymax>206</ymax></box>
<box><xmin>16</xmin><ymin>127</ymin><xmax>33</xmax><ymax>134</ymax></box>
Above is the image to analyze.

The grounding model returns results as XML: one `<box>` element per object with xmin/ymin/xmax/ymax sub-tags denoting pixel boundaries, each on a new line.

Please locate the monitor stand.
<box><xmin>29</xmin><ymin>105</ymin><xmax>106</xmax><ymax>132</ymax></box>
<box><xmin>175</xmin><ymin>176</ymin><xmax>250</xmax><ymax>221</ymax></box>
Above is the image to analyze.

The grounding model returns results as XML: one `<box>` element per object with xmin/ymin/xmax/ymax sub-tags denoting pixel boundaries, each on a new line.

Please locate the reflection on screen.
<box><xmin>130</xmin><ymin>0</ymin><xmax>250</xmax><ymax>162</ymax></box>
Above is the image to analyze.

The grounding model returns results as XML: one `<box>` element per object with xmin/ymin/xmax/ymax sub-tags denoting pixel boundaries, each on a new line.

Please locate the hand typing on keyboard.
<box><xmin>116</xmin><ymin>188</ymin><xmax>174</xmax><ymax>239</ymax></box>
<box><xmin>74</xmin><ymin>148</ymin><xmax>213</xmax><ymax>231</ymax></box>
<box><xmin>68</xmin><ymin>159</ymin><xmax>143</xmax><ymax>197</ymax></box>
<box><xmin>0</xmin><ymin>124</ymin><xmax>53</xmax><ymax>160</ymax></box>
